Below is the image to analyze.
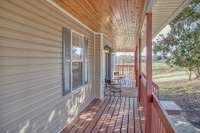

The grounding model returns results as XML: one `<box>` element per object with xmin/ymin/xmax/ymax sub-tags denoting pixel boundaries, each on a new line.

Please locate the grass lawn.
<box><xmin>153</xmin><ymin>61</ymin><xmax>200</xmax><ymax>131</ymax></box>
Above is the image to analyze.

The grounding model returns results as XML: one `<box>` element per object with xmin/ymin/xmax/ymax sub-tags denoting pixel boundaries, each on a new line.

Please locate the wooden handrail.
<box><xmin>139</xmin><ymin>72</ymin><xmax>175</xmax><ymax>133</ymax></box>
<box><xmin>152</xmin><ymin>93</ymin><xmax>176</xmax><ymax>133</ymax></box>
<box><xmin>141</xmin><ymin>72</ymin><xmax>159</xmax><ymax>93</ymax></box>
<box><xmin>141</xmin><ymin>72</ymin><xmax>146</xmax><ymax>79</ymax></box>
<box><xmin>152</xmin><ymin>81</ymin><xmax>159</xmax><ymax>97</ymax></box>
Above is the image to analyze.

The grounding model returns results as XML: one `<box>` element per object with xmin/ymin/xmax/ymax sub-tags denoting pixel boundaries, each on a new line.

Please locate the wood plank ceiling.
<box><xmin>55</xmin><ymin>0</ymin><xmax>145</xmax><ymax>52</ymax></box>
<box><xmin>152</xmin><ymin>0</ymin><xmax>190</xmax><ymax>37</ymax></box>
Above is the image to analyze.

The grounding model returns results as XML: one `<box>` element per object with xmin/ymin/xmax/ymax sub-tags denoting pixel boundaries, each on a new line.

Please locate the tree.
<box><xmin>153</xmin><ymin>0</ymin><xmax>200</xmax><ymax>80</ymax></box>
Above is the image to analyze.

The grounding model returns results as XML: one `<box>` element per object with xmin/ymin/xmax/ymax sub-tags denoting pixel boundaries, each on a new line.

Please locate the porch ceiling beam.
<box><xmin>152</xmin><ymin>0</ymin><xmax>192</xmax><ymax>37</ymax></box>
<box><xmin>136</xmin><ymin>0</ymin><xmax>152</xmax><ymax>42</ymax></box>
<box><xmin>138</xmin><ymin>38</ymin><xmax>142</xmax><ymax>102</ymax></box>
<box><xmin>145</xmin><ymin>0</ymin><xmax>157</xmax><ymax>13</ymax></box>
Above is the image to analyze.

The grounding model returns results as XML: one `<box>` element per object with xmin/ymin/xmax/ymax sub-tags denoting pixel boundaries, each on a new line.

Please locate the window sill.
<box><xmin>71</xmin><ymin>84</ymin><xmax>89</xmax><ymax>95</ymax></box>
<box><xmin>63</xmin><ymin>83</ymin><xmax>89</xmax><ymax>97</ymax></box>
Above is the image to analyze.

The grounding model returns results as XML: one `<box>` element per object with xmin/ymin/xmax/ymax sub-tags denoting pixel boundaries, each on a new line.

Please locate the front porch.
<box><xmin>62</xmin><ymin>96</ymin><xmax>142</xmax><ymax>133</ymax></box>
<box><xmin>0</xmin><ymin>0</ymin><xmax>196</xmax><ymax>133</ymax></box>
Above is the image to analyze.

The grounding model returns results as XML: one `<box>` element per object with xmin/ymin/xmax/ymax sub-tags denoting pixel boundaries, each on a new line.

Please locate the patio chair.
<box><xmin>104</xmin><ymin>80</ymin><xmax>122</xmax><ymax>97</ymax></box>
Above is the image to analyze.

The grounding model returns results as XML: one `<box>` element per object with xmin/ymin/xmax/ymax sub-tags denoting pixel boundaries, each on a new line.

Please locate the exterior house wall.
<box><xmin>94</xmin><ymin>34</ymin><xmax>101</xmax><ymax>98</ymax></box>
<box><xmin>0</xmin><ymin>0</ymin><xmax>97</xmax><ymax>132</ymax></box>
<box><xmin>103</xmin><ymin>34</ymin><xmax>113</xmax><ymax>48</ymax></box>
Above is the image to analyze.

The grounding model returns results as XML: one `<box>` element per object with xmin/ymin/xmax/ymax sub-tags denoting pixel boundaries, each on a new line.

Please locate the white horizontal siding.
<box><xmin>0</xmin><ymin>0</ymin><xmax>96</xmax><ymax>133</ymax></box>
<box><xmin>94</xmin><ymin>34</ymin><xmax>101</xmax><ymax>97</ymax></box>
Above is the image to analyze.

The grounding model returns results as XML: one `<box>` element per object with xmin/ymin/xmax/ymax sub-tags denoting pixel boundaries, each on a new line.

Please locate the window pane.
<box><xmin>72</xmin><ymin>33</ymin><xmax>83</xmax><ymax>60</ymax></box>
<box><xmin>64</xmin><ymin>62</ymin><xmax>71</xmax><ymax>94</ymax></box>
<box><xmin>72</xmin><ymin>62</ymin><xmax>82</xmax><ymax>89</ymax></box>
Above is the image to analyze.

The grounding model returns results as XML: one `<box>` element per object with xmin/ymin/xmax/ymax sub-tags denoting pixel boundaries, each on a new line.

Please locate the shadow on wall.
<box><xmin>4</xmin><ymin>86</ymin><xmax>91</xmax><ymax>133</ymax></box>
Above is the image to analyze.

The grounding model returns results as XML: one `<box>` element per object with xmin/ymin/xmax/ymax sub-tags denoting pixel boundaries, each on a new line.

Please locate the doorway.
<box><xmin>104</xmin><ymin>45</ymin><xmax>112</xmax><ymax>83</ymax></box>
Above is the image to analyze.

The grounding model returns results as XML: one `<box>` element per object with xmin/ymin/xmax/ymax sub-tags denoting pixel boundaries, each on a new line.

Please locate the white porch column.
<box><xmin>100</xmin><ymin>34</ymin><xmax>105</xmax><ymax>99</ymax></box>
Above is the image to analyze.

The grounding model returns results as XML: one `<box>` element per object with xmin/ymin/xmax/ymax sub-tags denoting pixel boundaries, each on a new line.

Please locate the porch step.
<box><xmin>160</xmin><ymin>100</ymin><xmax>182</xmax><ymax>115</ymax></box>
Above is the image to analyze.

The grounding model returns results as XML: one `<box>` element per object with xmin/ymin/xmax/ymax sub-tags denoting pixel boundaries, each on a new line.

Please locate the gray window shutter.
<box><xmin>84</xmin><ymin>37</ymin><xmax>89</xmax><ymax>84</ymax></box>
<box><xmin>62</xmin><ymin>27</ymin><xmax>71</xmax><ymax>95</ymax></box>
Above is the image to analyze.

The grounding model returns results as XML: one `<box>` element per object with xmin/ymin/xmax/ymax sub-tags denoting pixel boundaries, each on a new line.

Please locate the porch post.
<box><xmin>134</xmin><ymin>46</ymin><xmax>138</xmax><ymax>84</ymax></box>
<box><xmin>145</xmin><ymin>13</ymin><xmax>153</xmax><ymax>133</ymax></box>
<box><xmin>138</xmin><ymin>38</ymin><xmax>141</xmax><ymax>102</ymax></box>
<box><xmin>145</xmin><ymin>13</ymin><xmax>152</xmax><ymax>133</ymax></box>
<box><xmin>146</xmin><ymin>12</ymin><xmax>153</xmax><ymax>97</ymax></box>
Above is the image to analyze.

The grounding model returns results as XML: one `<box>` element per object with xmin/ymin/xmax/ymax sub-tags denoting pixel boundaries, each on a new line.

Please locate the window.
<box><xmin>63</xmin><ymin>28</ymin><xmax>88</xmax><ymax>95</ymax></box>
<box><xmin>72</xmin><ymin>62</ymin><xmax>82</xmax><ymax>88</ymax></box>
<box><xmin>72</xmin><ymin>32</ymin><xmax>83</xmax><ymax>60</ymax></box>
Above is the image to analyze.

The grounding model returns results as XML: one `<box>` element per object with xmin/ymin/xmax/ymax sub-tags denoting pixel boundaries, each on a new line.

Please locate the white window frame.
<box><xmin>63</xmin><ymin>28</ymin><xmax>88</xmax><ymax>95</ymax></box>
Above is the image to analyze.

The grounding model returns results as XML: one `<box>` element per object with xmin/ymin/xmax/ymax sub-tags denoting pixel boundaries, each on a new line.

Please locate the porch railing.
<box><xmin>119</xmin><ymin>78</ymin><xmax>135</xmax><ymax>88</ymax></box>
<box><xmin>114</xmin><ymin>64</ymin><xmax>134</xmax><ymax>79</ymax></box>
<box><xmin>152</xmin><ymin>82</ymin><xmax>159</xmax><ymax>97</ymax></box>
<box><xmin>114</xmin><ymin>64</ymin><xmax>135</xmax><ymax>88</ymax></box>
<box><xmin>151</xmin><ymin>93</ymin><xmax>175</xmax><ymax>133</ymax></box>
<box><xmin>140</xmin><ymin>73</ymin><xmax>175</xmax><ymax>133</ymax></box>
